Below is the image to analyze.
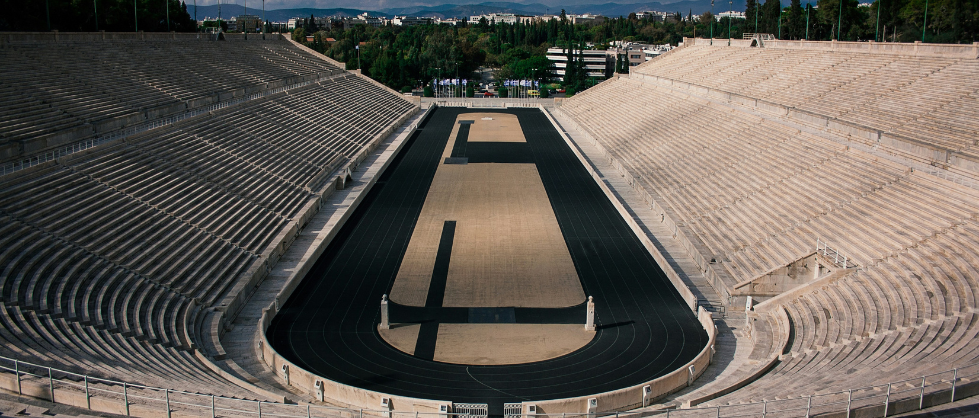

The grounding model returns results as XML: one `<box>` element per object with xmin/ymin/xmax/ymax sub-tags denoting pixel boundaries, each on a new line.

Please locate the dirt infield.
<box><xmin>389</xmin><ymin>113</ymin><xmax>584</xmax><ymax>308</ymax></box>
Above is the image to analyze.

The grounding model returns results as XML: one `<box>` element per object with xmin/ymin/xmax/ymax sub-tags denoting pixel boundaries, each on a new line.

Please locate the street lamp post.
<box><xmin>435</xmin><ymin>67</ymin><xmax>441</xmax><ymax>98</ymax></box>
<box><xmin>875</xmin><ymin>0</ymin><xmax>881</xmax><ymax>41</ymax></box>
<box><xmin>728</xmin><ymin>0</ymin><xmax>733</xmax><ymax>45</ymax></box>
<box><xmin>778</xmin><ymin>8</ymin><xmax>785</xmax><ymax>39</ymax></box>
<box><xmin>921</xmin><ymin>0</ymin><xmax>928</xmax><ymax>41</ymax></box>
<box><xmin>805</xmin><ymin>3</ymin><xmax>810</xmax><ymax>40</ymax></box>
<box><xmin>837</xmin><ymin>0</ymin><xmax>844</xmax><ymax>40</ymax></box>
<box><xmin>710</xmin><ymin>0</ymin><xmax>714</xmax><ymax>44</ymax></box>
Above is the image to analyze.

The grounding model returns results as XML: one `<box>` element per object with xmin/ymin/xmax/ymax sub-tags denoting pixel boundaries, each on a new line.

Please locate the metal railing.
<box><xmin>0</xmin><ymin>356</ymin><xmax>461</xmax><ymax>418</ymax></box>
<box><xmin>625</xmin><ymin>362</ymin><xmax>979</xmax><ymax>417</ymax></box>
<box><xmin>815</xmin><ymin>238</ymin><xmax>855</xmax><ymax>269</ymax></box>
<box><xmin>5</xmin><ymin>347</ymin><xmax>977</xmax><ymax>418</ymax></box>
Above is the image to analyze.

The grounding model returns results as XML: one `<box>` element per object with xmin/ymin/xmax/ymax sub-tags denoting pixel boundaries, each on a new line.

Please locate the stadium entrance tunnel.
<box><xmin>264</xmin><ymin>107</ymin><xmax>710</xmax><ymax>416</ymax></box>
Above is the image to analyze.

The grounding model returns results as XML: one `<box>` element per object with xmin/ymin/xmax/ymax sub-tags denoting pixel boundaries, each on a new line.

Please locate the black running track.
<box><xmin>267</xmin><ymin>108</ymin><xmax>707</xmax><ymax>414</ymax></box>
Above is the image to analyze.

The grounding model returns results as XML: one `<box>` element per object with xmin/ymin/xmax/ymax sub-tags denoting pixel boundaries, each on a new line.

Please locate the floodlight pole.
<box><xmin>875</xmin><ymin>0</ymin><xmax>881</xmax><ymax>41</ymax></box>
<box><xmin>166</xmin><ymin>0</ymin><xmax>171</xmax><ymax>31</ymax></box>
<box><xmin>921</xmin><ymin>0</ymin><xmax>928</xmax><ymax>41</ymax></box>
<box><xmin>134</xmin><ymin>0</ymin><xmax>138</xmax><ymax>32</ymax></box>
<box><xmin>46</xmin><ymin>0</ymin><xmax>51</xmax><ymax>31</ymax></box>
<box><xmin>837</xmin><ymin>0</ymin><xmax>843</xmax><ymax>40</ymax></box>
<box><xmin>94</xmin><ymin>0</ymin><xmax>98</xmax><ymax>31</ymax></box>
<box><xmin>805</xmin><ymin>3</ymin><xmax>811</xmax><ymax>39</ymax></box>
<box><xmin>262</xmin><ymin>0</ymin><xmax>266</xmax><ymax>37</ymax></box>
<box><xmin>728</xmin><ymin>0</ymin><xmax>732</xmax><ymax>45</ymax></box>
<box><xmin>710</xmin><ymin>0</ymin><xmax>714</xmax><ymax>44</ymax></box>
<box><xmin>778</xmin><ymin>8</ymin><xmax>784</xmax><ymax>39</ymax></box>
<box><xmin>754</xmin><ymin>3</ymin><xmax>758</xmax><ymax>33</ymax></box>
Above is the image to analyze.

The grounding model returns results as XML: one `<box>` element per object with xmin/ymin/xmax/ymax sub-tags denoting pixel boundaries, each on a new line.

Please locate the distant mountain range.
<box><xmin>187</xmin><ymin>0</ymin><xmax>751</xmax><ymax>22</ymax></box>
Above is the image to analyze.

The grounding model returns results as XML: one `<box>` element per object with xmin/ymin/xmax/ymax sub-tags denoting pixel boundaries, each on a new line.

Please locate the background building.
<box><xmin>546</xmin><ymin>47</ymin><xmax>613</xmax><ymax>80</ymax></box>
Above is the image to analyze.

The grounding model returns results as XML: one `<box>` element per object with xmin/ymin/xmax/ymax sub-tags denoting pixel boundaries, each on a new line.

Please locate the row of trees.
<box><xmin>743</xmin><ymin>0</ymin><xmax>977</xmax><ymax>42</ymax></box>
<box><xmin>294</xmin><ymin>0</ymin><xmax>974</xmax><ymax>95</ymax></box>
<box><xmin>0</xmin><ymin>0</ymin><xmax>197</xmax><ymax>32</ymax></box>
<box><xmin>295</xmin><ymin>12</ymin><xmax>754</xmax><ymax>94</ymax></box>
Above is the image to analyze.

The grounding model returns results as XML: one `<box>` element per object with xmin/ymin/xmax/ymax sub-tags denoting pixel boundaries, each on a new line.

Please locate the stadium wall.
<box><xmin>523</xmin><ymin>307</ymin><xmax>716</xmax><ymax>414</ymax></box>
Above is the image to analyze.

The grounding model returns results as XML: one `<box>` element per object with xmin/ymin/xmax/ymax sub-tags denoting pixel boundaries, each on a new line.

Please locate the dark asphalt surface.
<box><xmin>267</xmin><ymin>108</ymin><xmax>708</xmax><ymax>414</ymax></box>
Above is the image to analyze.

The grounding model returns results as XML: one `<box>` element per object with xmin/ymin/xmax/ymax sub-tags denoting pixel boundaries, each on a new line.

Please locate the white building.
<box><xmin>569</xmin><ymin>14</ymin><xmax>605</xmax><ymax>25</ymax></box>
<box><xmin>546</xmin><ymin>47</ymin><xmax>611</xmax><ymax>79</ymax></box>
<box><xmin>717</xmin><ymin>11</ymin><xmax>746</xmax><ymax>20</ymax></box>
<box><xmin>287</xmin><ymin>18</ymin><xmax>300</xmax><ymax>30</ymax></box>
<box><xmin>391</xmin><ymin>16</ymin><xmax>432</xmax><ymax>26</ymax></box>
<box><xmin>468</xmin><ymin>13</ymin><xmax>518</xmax><ymax>25</ymax></box>
<box><xmin>228</xmin><ymin>15</ymin><xmax>260</xmax><ymax>32</ymax></box>
<box><xmin>636</xmin><ymin>11</ymin><xmax>668</xmax><ymax>21</ymax></box>
<box><xmin>348</xmin><ymin>13</ymin><xmax>384</xmax><ymax>28</ymax></box>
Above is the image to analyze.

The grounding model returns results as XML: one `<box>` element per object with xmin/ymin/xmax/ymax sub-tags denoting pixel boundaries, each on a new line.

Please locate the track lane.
<box><xmin>268</xmin><ymin>108</ymin><xmax>707</xmax><ymax>414</ymax></box>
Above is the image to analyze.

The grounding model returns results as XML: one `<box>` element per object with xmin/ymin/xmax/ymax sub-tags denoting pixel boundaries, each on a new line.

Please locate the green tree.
<box><xmin>746</xmin><ymin>0</ymin><xmax>761</xmax><ymax>32</ymax></box>
<box><xmin>790</xmin><ymin>0</ymin><xmax>805</xmax><ymax>38</ymax></box>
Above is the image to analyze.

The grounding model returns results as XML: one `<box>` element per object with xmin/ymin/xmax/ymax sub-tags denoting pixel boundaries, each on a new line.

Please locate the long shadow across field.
<box><xmin>267</xmin><ymin>108</ymin><xmax>708</xmax><ymax>414</ymax></box>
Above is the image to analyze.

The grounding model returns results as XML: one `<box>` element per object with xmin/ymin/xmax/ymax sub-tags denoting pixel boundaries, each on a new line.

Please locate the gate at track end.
<box><xmin>503</xmin><ymin>403</ymin><xmax>523</xmax><ymax>418</ymax></box>
<box><xmin>454</xmin><ymin>403</ymin><xmax>488</xmax><ymax>418</ymax></box>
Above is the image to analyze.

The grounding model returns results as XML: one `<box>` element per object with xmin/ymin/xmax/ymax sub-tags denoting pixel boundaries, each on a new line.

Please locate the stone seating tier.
<box><xmin>562</xmin><ymin>64</ymin><xmax>979</xmax><ymax>404</ymax></box>
<box><xmin>0</xmin><ymin>39</ymin><xmax>416</xmax><ymax>401</ymax></box>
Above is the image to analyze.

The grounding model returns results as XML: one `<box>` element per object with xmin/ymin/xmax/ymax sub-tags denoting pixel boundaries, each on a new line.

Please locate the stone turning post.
<box><xmin>380</xmin><ymin>294</ymin><xmax>390</xmax><ymax>330</ymax></box>
<box><xmin>585</xmin><ymin>296</ymin><xmax>596</xmax><ymax>331</ymax></box>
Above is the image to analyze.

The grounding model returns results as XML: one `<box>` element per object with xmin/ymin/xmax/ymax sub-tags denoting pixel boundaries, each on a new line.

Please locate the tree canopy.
<box><xmin>1</xmin><ymin>0</ymin><xmax>197</xmax><ymax>32</ymax></box>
